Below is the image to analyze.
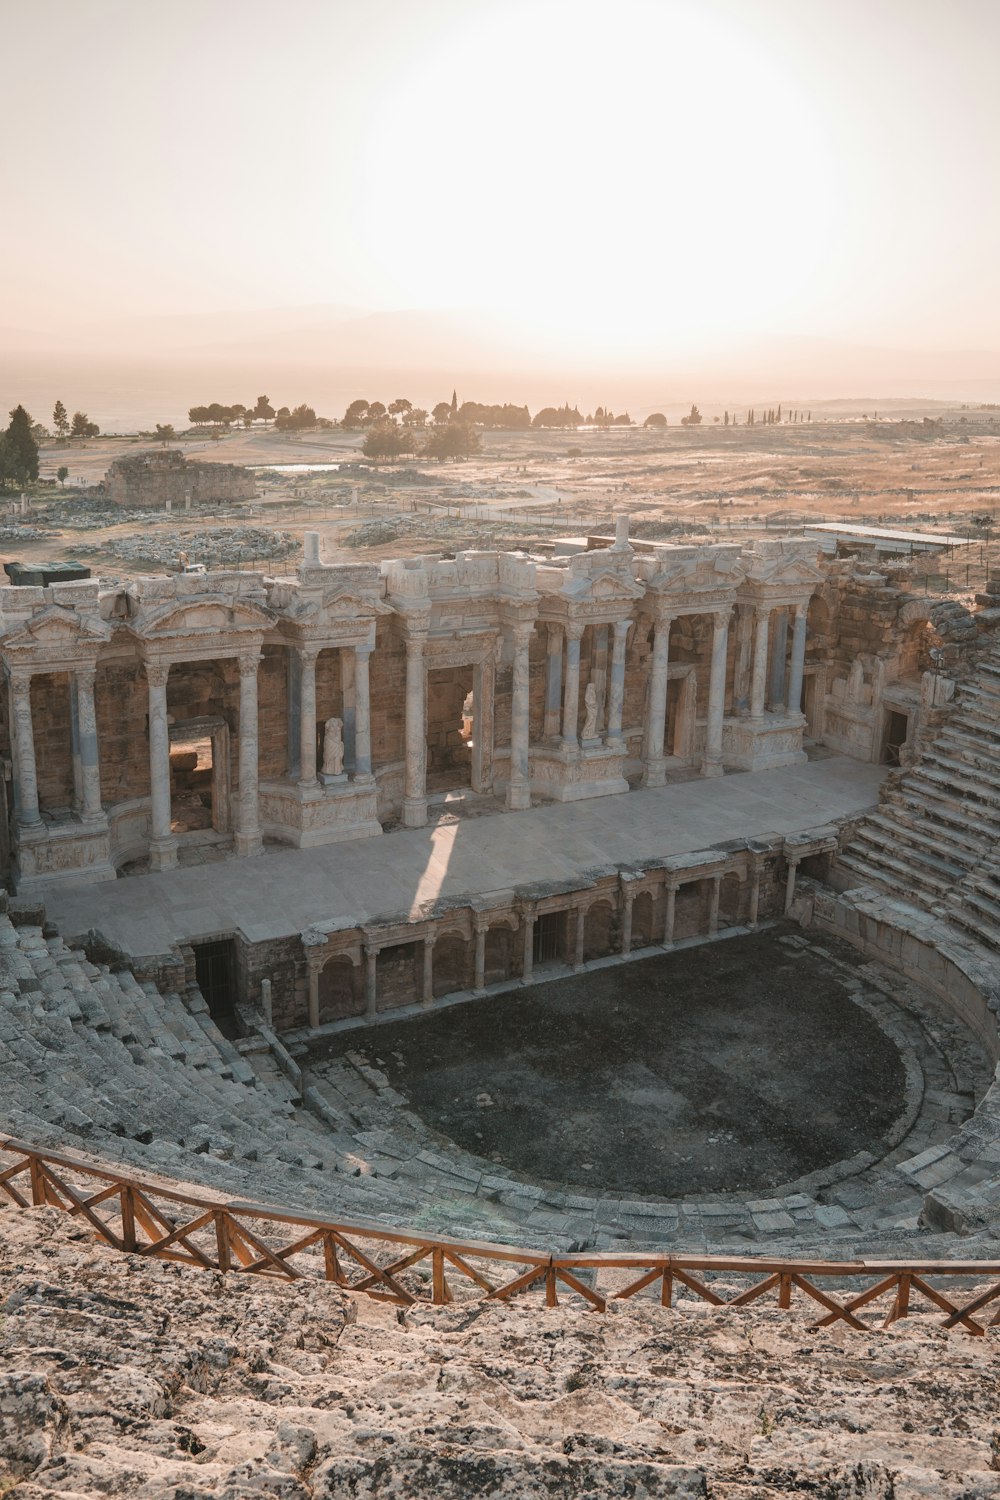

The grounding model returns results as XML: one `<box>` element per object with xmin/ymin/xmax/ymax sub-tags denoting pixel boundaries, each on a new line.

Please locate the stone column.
<box><xmin>701</xmin><ymin>609</ymin><xmax>730</xmax><ymax>778</ymax></box>
<box><xmin>473</xmin><ymin>918</ymin><xmax>487</xmax><ymax>994</ymax></box>
<box><xmin>785</xmin><ymin>856</ymin><xmax>800</xmax><ymax>914</ymax></box>
<box><xmin>507</xmin><ymin>623</ymin><xmax>532</xmax><ymax>811</ymax></box>
<box><xmin>403</xmin><ymin>633</ymin><xmax>427</xmax><ymax>829</ymax></box>
<box><xmin>642</xmin><ymin>615</ymin><xmax>672</xmax><ymax>787</ymax></box>
<box><xmin>75</xmin><ymin>667</ymin><xmax>103</xmax><ymax>823</ymax></box>
<box><xmin>298</xmin><ymin>647</ymin><xmax>319</xmax><ymax>789</ymax></box>
<box><xmin>750</xmin><ymin>608</ymin><xmax>770</xmax><ymax>719</ymax></box>
<box><xmin>543</xmin><ymin>624</ymin><xmax>563</xmax><ymax>738</ymax></box>
<box><xmin>621</xmin><ymin>890</ymin><xmax>634</xmax><ymax>956</ymax></box>
<box><xmin>521</xmin><ymin>908</ymin><xmax>534</xmax><ymax>983</ymax></box>
<box><xmin>236</xmin><ymin>652</ymin><xmax>263</xmax><ymax>858</ymax></box>
<box><xmin>733</xmin><ymin>605</ymin><xmax>754</xmax><ymax>714</ymax></box>
<box><xmin>561</xmin><ymin>623</ymin><xmax>583</xmax><ymax>748</ymax></box>
<box><xmin>69</xmin><ymin>677</ymin><xmax>83</xmax><ymax>813</ymax></box>
<box><xmin>145</xmin><ymin>661</ymin><xmax>176</xmax><ymax>870</ymax></box>
<box><xmin>663</xmin><ymin>883</ymin><xmax>677</xmax><ymax>948</ymax></box>
<box><xmin>308</xmin><ymin>964</ymin><xmax>321</xmax><ymax>1029</ymax></box>
<box><xmin>10</xmin><ymin>674</ymin><xmax>41</xmax><ymax>829</ymax></box>
<box><xmin>573</xmin><ymin>906</ymin><xmax>586</xmax><ymax>971</ymax></box>
<box><xmin>606</xmin><ymin>618</ymin><xmax>629</xmax><ymax>752</ymax></box>
<box><xmin>353</xmin><ymin>644</ymin><xmax>374</xmax><ymax>781</ymax></box>
<box><xmin>364</xmin><ymin>943</ymin><xmax>378</xmax><ymax>1021</ymax></box>
<box><xmin>422</xmin><ymin>935</ymin><xmax>435</xmax><ymax>1007</ymax></box>
<box><xmin>769</xmin><ymin>609</ymin><xmax>789</xmax><ymax>710</ymax></box>
<box><xmin>708</xmin><ymin>874</ymin><xmax>721</xmax><ymax>935</ymax></box>
<box><xmin>749</xmin><ymin>861</ymin><xmax>762</xmax><ymax>927</ymax></box>
<box><xmin>340</xmin><ymin>648</ymin><xmax>356</xmax><ymax>774</ymax></box>
<box><xmin>786</xmin><ymin>604</ymin><xmax>807</xmax><ymax>716</ymax></box>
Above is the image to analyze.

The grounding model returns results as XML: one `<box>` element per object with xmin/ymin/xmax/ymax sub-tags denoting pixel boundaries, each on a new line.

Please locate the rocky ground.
<box><xmin>3</xmin><ymin>1201</ymin><xmax>1000</xmax><ymax>1498</ymax></box>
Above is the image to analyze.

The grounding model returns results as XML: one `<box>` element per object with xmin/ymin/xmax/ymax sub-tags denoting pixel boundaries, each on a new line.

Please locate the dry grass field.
<box><xmin>9</xmin><ymin>416</ymin><xmax>1000</xmax><ymax>592</ymax></box>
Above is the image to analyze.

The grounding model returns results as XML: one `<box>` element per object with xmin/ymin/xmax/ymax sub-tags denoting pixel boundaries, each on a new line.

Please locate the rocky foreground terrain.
<box><xmin>2</xmin><ymin>1202</ymin><xmax>1000</xmax><ymax>1498</ymax></box>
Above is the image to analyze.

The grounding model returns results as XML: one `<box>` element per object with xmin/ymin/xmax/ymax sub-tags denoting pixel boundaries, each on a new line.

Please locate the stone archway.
<box><xmin>583</xmin><ymin>900</ymin><xmax>616</xmax><ymax>961</ymax></box>
<box><xmin>318</xmin><ymin>955</ymin><xmax>362</xmax><ymax>1022</ymax></box>
<box><xmin>433</xmin><ymin>932</ymin><xmax>472</xmax><ymax>997</ymax></box>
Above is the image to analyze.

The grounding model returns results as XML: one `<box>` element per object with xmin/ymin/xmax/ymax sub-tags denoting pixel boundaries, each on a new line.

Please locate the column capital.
<box><xmin>355</xmin><ymin>640</ymin><xmax>374</xmax><ymax>658</ymax></box>
<box><xmin>472</xmin><ymin>911</ymin><xmax>491</xmax><ymax>934</ymax></box>
<box><xmin>404</xmin><ymin>628</ymin><xmax>427</xmax><ymax>651</ymax></box>
<box><xmin>754</xmin><ymin>603</ymin><xmax>772</xmax><ymax>624</ymax></box>
<box><xmin>564</xmin><ymin>620</ymin><xmax>585</xmax><ymax>642</ymax></box>
<box><xmin>793</xmin><ymin>599</ymin><xmax>809</xmax><ymax>620</ymax></box>
<box><xmin>509</xmin><ymin>620</ymin><xmax>534</xmax><ymax>647</ymax></box>
<box><xmin>74</xmin><ymin>664</ymin><xmax>97</xmax><ymax>688</ymax></box>
<box><xmin>297</xmin><ymin>642</ymin><xmax>320</xmax><ymax>665</ymax></box>
<box><xmin>712</xmin><ymin>606</ymin><xmax>733</xmax><ymax>628</ymax></box>
<box><xmin>143</xmin><ymin>660</ymin><xmax>170</xmax><ymax>689</ymax></box>
<box><xmin>238</xmin><ymin>651</ymin><xmax>261</xmax><ymax>678</ymax></box>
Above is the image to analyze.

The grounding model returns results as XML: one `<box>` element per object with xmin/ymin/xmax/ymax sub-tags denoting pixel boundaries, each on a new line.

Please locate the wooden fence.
<box><xmin>2</xmin><ymin>1135</ymin><xmax>1000</xmax><ymax>1334</ymax></box>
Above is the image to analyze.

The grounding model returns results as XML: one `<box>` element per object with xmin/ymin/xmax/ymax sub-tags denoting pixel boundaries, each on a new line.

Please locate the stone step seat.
<box><xmin>836</xmin><ymin>838</ymin><xmax>954</xmax><ymax>900</ymax></box>
<box><xmin>946</xmin><ymin>895</ymin><xmax>1000</xmax><ymax>954</ymax></box>
<box><xmin>919</xmin><ymin>746</ymin><xmax>1000</xmax><ymax>795</ymax></box>
<box><xmin>863</xmin><ymin>809</ymin><xmax>984</xmax><ymax>870</ymax></box>
<box><xmin>882</xmin><ymin>781</ymin><xmax>1000</xmax><ymax>841</ymax></box>
<box><xmin>849</xmin><ymin>823</ymin><xmax>967</xmax><ymax>885</ymax></box>
<box><xmin>906</xmin><ymin>762</ymin><xmax>1000</xmax><ymax>809</ymax></box>
<box><xmin>948</xmin><ymin>705</ymin><xmax>1000</xmax><ymax>746</ymax></box>
<box><xmin>933</xmin><ymin>730</ymin><xmax>1000</xmax><ymax>776</ymax></box>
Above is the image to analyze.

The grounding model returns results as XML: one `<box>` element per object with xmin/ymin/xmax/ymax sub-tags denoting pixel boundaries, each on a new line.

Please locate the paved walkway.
<box><xmin>43</xmin><ymin>757</ymin><xmax>887</xmax><ymax>959</ymax></box>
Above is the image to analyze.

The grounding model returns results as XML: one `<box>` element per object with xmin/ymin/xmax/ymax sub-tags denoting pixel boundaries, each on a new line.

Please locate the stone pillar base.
<box><xmin>506</xmin><ymin>783</ymin><xmax>531</xmax><ymax>811</ymax></box>
<box><xmin>402</xmin><ymin>796</ymin><xmax>428</xmax><ymax>829</ymax></box>
<box><xmin>700</xmin><ymin>756</ymin><xmax>724</xmax><ymax>778</ymax></box>
<box><xmin>234</xmin><ymin>831</ymin><xmax>264</xmax><ymax>858</ymax></box>
<box><xmin>149</xmin><ymin>836</ymin><xmax>179</xmax><ymax>872</ymax></box>
<box><xmin>641</xmin><ymin>760</ymin><xmax>667</xmax><ymax>788</ymax></box>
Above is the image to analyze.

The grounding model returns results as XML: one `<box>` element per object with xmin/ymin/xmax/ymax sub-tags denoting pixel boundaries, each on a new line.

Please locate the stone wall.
<box><xmin>105</xmin><ymin>451</ymin><xmax>256</xmax><ymax>509</ymax></box>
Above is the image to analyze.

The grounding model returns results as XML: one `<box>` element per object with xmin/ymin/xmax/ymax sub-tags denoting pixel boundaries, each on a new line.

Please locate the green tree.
<box><xmin>432</xmin><ymin>401</ymin><xmax>452</xmax><ymax>424</ymax></box>
<box><xmin>6</xmin><ymin>405</ymin><xmax>39</xmax><ymax>482</ymax></box>
<box><xmin>342</xmin><ymin>399</ymin><xmax>370</xmax><ymax>428</ymax></box>
<box><xmin>422</xmin><ymin>423</ymin><xmax>481</xmax><ymax>461</ymax></box>
<box><xmin>155</xmin><ymin>424</ymin><xmax>176</xmax><ymax>443</ymax></box>
<box><xmin>367</xmin><ymin>401</ymin><xmax>387</xmax><ymax>423</ymax></box>
<box><xmin>450</xmin><ymin>388</ymin><xmax>458</xmax><ymax>415</ymax></box>
<box><xmin>643</xmin><ymin>413</ymin><xmax>667</xmax><ymax>428</ymax></box>
<box><xmin>388</xmin><ymin>398</ymin><xmax>412</xmax><ymax>419</ymax></box>
<box><xmin>253</xmin><ymin>394</ymin><xmax>275</xmax><ymax>424</ymax></box>
<box><xmin>363</xmin><ymin>421</ymin><xmax>415</xmax><ymax>461</ymax></box>
<box><xmin>680</xmin><ymin>404</ymin><xmax>702</xmax><ymax>427</ymax></box>
<box><xmin>52</xmin><ymin>399</ymin><xmax>69</xmax><ymax>440</ymax></box>
<box><xmin>70</xmin><ymin>410</ymin><xmax>99</xmax><ymax>438</ymax></box>
<box><xmin>57</xmin><ymin>465</ymin><xmax>69</xmax><ymax>485</ymax></box>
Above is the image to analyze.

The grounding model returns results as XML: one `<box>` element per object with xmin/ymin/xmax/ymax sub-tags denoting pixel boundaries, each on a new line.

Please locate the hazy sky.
<box><xmin>4</xmin><ymin>0</ymin><xmax>1000</xmax><ymax>361</ymax></box>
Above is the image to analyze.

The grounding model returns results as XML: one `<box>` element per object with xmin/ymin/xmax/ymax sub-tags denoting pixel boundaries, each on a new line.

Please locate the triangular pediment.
<box><xmin>1</xmin><ymin>605</ymin><xmax>111</xmax><ymax>651</ymax></box>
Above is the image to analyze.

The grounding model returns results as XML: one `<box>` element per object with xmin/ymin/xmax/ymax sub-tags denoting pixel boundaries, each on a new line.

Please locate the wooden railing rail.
<box><xmin>2</xmin><ymin>1135</ymin><xmax>999</xmax><ymax>1334</ymax></box>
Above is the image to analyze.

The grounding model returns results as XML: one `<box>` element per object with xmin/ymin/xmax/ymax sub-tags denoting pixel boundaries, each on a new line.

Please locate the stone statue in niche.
<box><xmin>321</xmin><ymin>717</ymin><xmax>345</xmax><ymax>778</ymax></box>
<box><xmin>582</xmin><ymin>682</ymin><xmax>599</xmax><ymax>740</ymax></box>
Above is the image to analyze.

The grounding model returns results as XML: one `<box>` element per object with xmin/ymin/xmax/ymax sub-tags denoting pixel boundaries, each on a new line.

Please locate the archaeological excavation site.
<box><xmin>5</xmin><ymin>513</ymin><xmax>1000</xmax><ymax>1498</ymax></box>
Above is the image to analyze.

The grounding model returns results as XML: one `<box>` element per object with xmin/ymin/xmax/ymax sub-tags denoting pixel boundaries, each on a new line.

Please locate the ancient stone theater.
<box><xmin>5</xmin><ymin>515</ymin><xmax>1000</xmax><ymax>1490</ymax></box>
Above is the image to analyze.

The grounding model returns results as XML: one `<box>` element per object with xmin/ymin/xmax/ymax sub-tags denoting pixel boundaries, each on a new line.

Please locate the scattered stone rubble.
<box><xmin>78</xmin><ymin>525</ymin><xmax>297</xmax><ymax>569</ymax></box>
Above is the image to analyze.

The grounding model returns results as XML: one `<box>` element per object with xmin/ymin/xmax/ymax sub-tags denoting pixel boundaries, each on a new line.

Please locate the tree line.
<box><xmin>187</xmin><ymin>396</ymin><xmax>326</xmax><ymax>432</ymax></box>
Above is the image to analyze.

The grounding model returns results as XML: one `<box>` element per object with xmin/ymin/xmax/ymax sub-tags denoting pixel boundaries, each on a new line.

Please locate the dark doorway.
<box><xmin>193</xmin><ymin>938</ymin><xmax>237</xmax><ymax>1032</ymax></box>
<box><xmin>883</xmin><ymin>710</ymin><xmax>909</xmax><ymax>766</ymax></box>
<box><xmin>533</xmin><ymin>911</ymin><xmax>563</xmax><ymax>966</ymax></box>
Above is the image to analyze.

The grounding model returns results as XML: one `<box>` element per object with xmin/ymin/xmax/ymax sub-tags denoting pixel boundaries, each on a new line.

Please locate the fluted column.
<box><xmin>10</xmin><ymin>674</ymin><xmax>41</xmax><ymax>829</ymax></box>
<box><xmin>642</xmin><ymin>615</ymin><xmax>672</xmax><ymax>787</ymax></box>
<box><xmin>561</xmin><ymin>622</ymin><xmax>583</xmax><ymax>748</ymax></box>
<box><xmin>354</xmin><ymin>644</ymin><xmax>373</xmax><ymax>781</ymax></box>
<box><xmin>543</xmin><ymin>624</ymin><xmax>563</xmax><ymax>738</ymax></box>
<box><xmin>606</xmin><ymin>619</ymin><xmax>629</xmax><ymax>752</ymax></box>
<box><xmin>787</xmin><ymin>603</ymin><xmax>807</xmax><ymax>716</ymax></box>
<box><xmin>701</xmin><ymin>609</ymin><xmax>730</xmax><ymax>778</ymax></box>
<box><xmin>769</xmin><ymin>609</ymin><xmax>789</xmax><ymax>710</ymax></box>
<box><xmin>403</xmin><ymin>632</ymin><xmax>427</xmax><ymax>828</ymax></box>
<box><xmin>75</xmin><ymin>667</ymin><xmax>103</xmax><ymax>823</ymax></box>
<box><xmin>507</xmin><ymin>623</ymin><xmax>532</xmax><ymax>811</ymax></box>
<box><xmin>236</xmin><ymin>652</ymin><xmax>263</xmax><ymax>857</ymax></box>
<box><xmin>145</xmin><ymin>661</ymin><xmax>176</xmax><ymax>870</ymax></box>
<box><xmin>298</xmin><ymin>646</ymin><xmax>318</xmax><ymax>788</ymax></box>
<box><xmin>750</xmin><ymin>607</ymin><xmax>770</xmax><ymax>719</ymax></box>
